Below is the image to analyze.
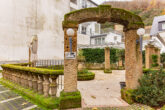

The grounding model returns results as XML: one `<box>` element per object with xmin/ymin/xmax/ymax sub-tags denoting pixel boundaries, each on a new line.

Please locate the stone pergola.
<box><xmin>145</xmin><ymin>44</ymin><xmax>160</xmax><ymax>69</ymax></box>
<box><xmin>61</xmin><ymin>5</ymin><xmax>144</xmax><ymax>108</ymax></box>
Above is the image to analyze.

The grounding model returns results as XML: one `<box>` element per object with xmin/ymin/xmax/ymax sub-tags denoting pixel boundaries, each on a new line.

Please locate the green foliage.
<box><xmin>82</xmin><ymin>48</ymin><xmax>125</xmax><ymax>64</ymax></box>
<box><xmin>143</xmin><ymin>68</ymin><xmax>159</xmax><ymax>74</ymax></box>
<box><xmin>121</xmin><ymin>88</ymin><xmax>135</xmax><ymax>104</ymax></box>
<box><xmin>161</xmin><ymin>53</ymin><xmax>165</xmax><ymax>64</ymax></box>
<box><xmin>151</xmin><ymin>54</ymin><xmax>159</xmax><ymax>67</ymax></box>
<box><xmin>133</xmin><ymin>68</ymin><xmax>165</xmax><ymax>107</ymax></box>
<box><xmin>1</xmin><ymin>64</ymin><xmax>64</xmax><ymax>75</ymax></box>
<box><xmin>78</xmin><ymin>69</ymin><xmax>95</xmax><ymax>81</ymax></box>
<box><xmin>142</xmin><ymin>50</ymin><xmax>145</xmax><ymax>65</ymax></box>
<box><xmin>82</xmin><ymin>48</ymin><xmax>104</xmax><ymax>63</ymax></box>
<box><xmin>161</xmin><ymin>105</ymin><xmax>165</xmax><ymax>110</ymax></box>
<box><xmin>0</xmin><ymin>78</ymin><xmax>59</xmax><ymax>110</ymax></box>
<box><xmin>59</xmin><ymin>91</ymin><xmax>81</xmax><ymax>109</ymax></box>
<box><xmin>104</xmin><ymin>69</ymin><xmax>112</xmax><ymax>73</ymax></box>
<box><xmin>78</xmin><ymin>69</ymin><xmax>89</xmax><ymax>74</ymax></box>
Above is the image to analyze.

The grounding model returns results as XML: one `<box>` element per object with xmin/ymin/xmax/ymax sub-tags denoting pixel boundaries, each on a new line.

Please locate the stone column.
<box><xmin>125</xmin><ymin>30</ymin><xmax>143</xmax><ymax>89</ymax></box>
<box><xmin>64</xmin><ymin>28</ymin><xmax>78</xmax><ymax>92</ymax></box>
<box><xmin>32</xmin><ymin>74</ymin><xmax>38</xmax><ymax>92</ymax></box>
<box><xmin>104</xmin><ymin>47</ymin><xmax>110</xmax><ymax>70</ymax></box>
<box><xmin>38</xmin><ymin>75</ymin><xmax>43</xmax><ymax>94</ymax></box>
<box><xmin>157</xmin><ymin>49</ymin><xmax>161</xmax><ymax>66</ymax></box>
<box><xmin>28</xmin><ymin>73</ymin><xmax>33</xmax><ymax>89</ymax></box>
<box><xmin>145</xmin><ymin>44</ymin><xmax>160</xmax><ymax>68</ymax></box>
<box><xmin>43</xmin><ymin>75</ymin><xmax>50</xmax><ymax>97</ymax></box>
<box><xmin>21</xmin><ymin>72</ymin><xmax>25</xmax><ymax>86</ymax></box>
<box><xmin>24</xmin><ymin>73</ymin><xmax>29</xmax><ymax>88</ymax></box>
<box><xmin>50</xmin><ymin>75</ymin><xmax>57</xmax><ymax>97</ymax></box>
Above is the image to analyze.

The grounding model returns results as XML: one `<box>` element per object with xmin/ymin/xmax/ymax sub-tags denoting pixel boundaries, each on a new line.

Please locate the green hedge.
<box><xmin>78</xmin><ymin>72</ymin><xmax>95</xmax><ymax>81</ymax></box>
<box><xmin>59</xmin><ymin>91</ymin><xmax>81</xmax><ymax>109</ymax></box>
<box><xmin>121</xmin><ymin>88</ymin><xmax>135</xmax><ymax>104</ymax></box>
<box><xmin>82</xmin><ymin>48</ymin><xmax>125</xmax><ymax>64</ymax></box>
<box><xmin>1</xmin><ymin>64</ymin><xmax>64</xmax><ymax>75</ymax></box>
<box><xmin>143</xmin><ymin>68</ymin><xmax>159</xmax><ymax>74</ymax></box>
<box><xmin>78</xmin><ymin>69</ymin><xmax>95</xmax><ymax>81</ymax></box>
<box><xmin>104</xmin><ymin>69</ymin><xmax>112</xmax><ymax>73</ymax></box>
<box><xmin>0</xmin><ymin>78</ymin><xmax>59</xmax><ymax>110</ymax></box>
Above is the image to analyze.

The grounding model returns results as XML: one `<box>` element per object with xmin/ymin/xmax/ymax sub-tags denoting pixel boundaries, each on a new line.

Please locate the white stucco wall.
<box><xmin>0</xmin><ymin>0</ymin><xmax>70</xmax><ymax>61</ymax></box>
<box><xmin>77</xmin><ymin>34</ymin><xmax>90</xmax><ymax>45</ymax></box>
<box><xmin>106</xmin><ymin>32</ymin><xmax>122</xmax><ymax>43</ymax></box>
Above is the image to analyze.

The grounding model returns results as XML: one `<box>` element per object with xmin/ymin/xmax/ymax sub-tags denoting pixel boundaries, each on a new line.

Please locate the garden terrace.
<box><xmin>1</xmin><ymin>63</ymin><xmax>64</xmax><ymax>97</ymax></box>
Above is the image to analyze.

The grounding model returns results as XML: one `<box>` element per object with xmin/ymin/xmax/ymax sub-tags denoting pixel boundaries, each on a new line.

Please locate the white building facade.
<box><xmin>0</xmin><ymin>0</ymin><xmax>70</xmax><ymax>61</ymax></box>
<box><xmin>70</xmin><ymin>0</ymin><xmax>101</xmax><ymax>46</ymax></box>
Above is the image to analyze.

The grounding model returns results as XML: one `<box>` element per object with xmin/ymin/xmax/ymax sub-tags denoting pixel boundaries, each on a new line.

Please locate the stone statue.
<box><xmin>30</xmin><ymin>35</ymin><xmax>38</xmax><ymax>66</ymax></box>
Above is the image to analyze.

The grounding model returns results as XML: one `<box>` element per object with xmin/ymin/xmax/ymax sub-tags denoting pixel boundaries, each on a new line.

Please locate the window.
<box><xmin>162</xmin><ymin>23</ymin><xmax>165</xmax><ymax>30</ymax></box>
<box><xmin>81</xmin><ymin>26</ymin><xmax>86</xmax><ymax>34</ymax></box>
<box><xmin>102</xmin><ymin>38</ymin><xmax>105</xmax><ymax>44</ymax></box>
<box><xmin>82</xmin><ymin>0</ymin><xmax>87</xmax><ymax>8</ymax></box>
<box><xmin>158</xmin><ymin>21</ymin><xmax>165</xmax><ymax>31</ymax></box>
<box><xmin>98</xmin><ymin>38</ymin><xmax>101</xmax><ymax>45</ymax></box>
<box><xmin>114</xmin><ymin>36</ymin><xmax>117</xmax><ymax>41</ymax></box>
<box><xmin>94</xmin><ymin>37</ymin><xmax>105</xmax><ymax>45</ymax></box>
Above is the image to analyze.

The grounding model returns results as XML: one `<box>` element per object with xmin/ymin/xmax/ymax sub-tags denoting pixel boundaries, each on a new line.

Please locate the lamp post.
<box><xmin>67</xmin><ymin>28</ymin><xmax>75</xmax><ymax>53</ymax></box>
<box><xmin>66</xmin><ymin>28</ymin><xmax>76</xmax><ymax>59</ymax></box>
<box><xmin>137</xmin><ymin>28</ymin><xmax>145</xmax><ymax>52</ymax></box>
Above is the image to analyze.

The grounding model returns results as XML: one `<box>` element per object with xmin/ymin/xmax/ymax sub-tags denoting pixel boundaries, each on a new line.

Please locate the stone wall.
<box><xmin>0</xmin><ymin>0</ymin><xmax>70</xmax><ymax>61</ymax></box>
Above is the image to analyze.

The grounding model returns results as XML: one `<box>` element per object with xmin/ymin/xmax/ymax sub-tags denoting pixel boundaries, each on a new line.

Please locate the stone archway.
<box><xmin>60</xmin><ymin>5</ymin><xmax>144</xmax><ymax>109</ymax></box>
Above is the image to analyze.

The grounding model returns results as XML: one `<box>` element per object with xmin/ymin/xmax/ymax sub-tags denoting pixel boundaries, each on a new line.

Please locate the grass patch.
<box><xmin>0</xmin><ymin>78</ymin><xmax>59</xmax><ymax>110</ymax></box>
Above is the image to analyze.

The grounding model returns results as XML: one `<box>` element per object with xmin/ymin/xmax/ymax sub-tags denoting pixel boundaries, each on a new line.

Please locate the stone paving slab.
<box><xmin>0</xmin><ymin>91</ymin><xmax>19</xmax><ymax>101</ymax></box>
<box><xmin>0</xmin><ymin>85</ymin><xmax>9</xmax><ymax>91</ymax></box>
<box><xmin>78</xmin><ymin>70</ymin><xmax>128</xmax><ymax>107</ymax></box>
<box><xmin>0</xmin><ymin>83</ymin><xmax>40</xmax><ymax>110</ymax></box>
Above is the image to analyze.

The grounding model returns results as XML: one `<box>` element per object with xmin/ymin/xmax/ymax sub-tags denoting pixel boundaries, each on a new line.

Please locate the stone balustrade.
<box><xmin>1</xmin><ymin>64</ymin><xmax>63</xmax><ymax>97</ymax></box>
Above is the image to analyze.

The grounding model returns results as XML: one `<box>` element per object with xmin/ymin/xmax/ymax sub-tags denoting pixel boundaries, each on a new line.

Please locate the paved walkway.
<box><xmin>78</xmin><ymin>70</ymin><xmax>129</xmax><ymax>107</ymax></box>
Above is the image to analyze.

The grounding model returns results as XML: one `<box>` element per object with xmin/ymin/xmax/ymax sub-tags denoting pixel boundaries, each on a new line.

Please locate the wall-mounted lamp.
<box><xmin>137</xmin><ymin>28</ymin><xmax>145</xmax><ymax>52</ymax></box>
<box><xmin>67</xmin><ymin>28</ymin><xmax>75</xmax><ymax>53</ymax></box>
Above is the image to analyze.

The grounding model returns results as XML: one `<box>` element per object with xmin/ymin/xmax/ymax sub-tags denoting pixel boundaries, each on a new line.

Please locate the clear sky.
<box><xmin>92</xmin><ymin>0</ymin><xmax>133</xmax><ymax>5</ymax></box>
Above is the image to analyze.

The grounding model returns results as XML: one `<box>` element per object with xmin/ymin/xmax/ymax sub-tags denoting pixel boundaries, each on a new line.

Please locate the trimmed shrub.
<box><xmin>104</xmin><ymin>69</ymin><xmax>112</xmax><ymax>73</ymax></box>
<box><xmin>78</xmin><ymin>69</ymin><xmax>95</xmax><ymax>81</ymax></box>
<box><xmin>82</xmin><ymin>48</ymin><xmax>104</xmax><ymax>63</ymax></box>
<box><xmin>82</xmin><ymin>48</ymin><xmax>125</xmax><ymax>64</ymax></box>
<box><xmin>151</xmin><ymin>54</ymin><xmax>159</xmax><ymax>67</ymax></box>
<box><xmin>1</xmin><ymin>64</ymin><xmax>64</xmax><ymax>75</ymax></box>
<box><xmin>121</xmin><ymin>88</ymin><xmax>135</xmax><ymax>104</ymax></box>
<box><xmin>133</xmin><ymin>68</ymin><xmax>165</xmax><ymax>107</ymax></box>
<box><xmin>59</xmin><ymin>91</ymin><xmax>81</xmax><ymax>109</ymax></box>
<box><xmin>143</xmin><ymin>68</ymin><xmax>159</xmax><ymax>74</ymax></box>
